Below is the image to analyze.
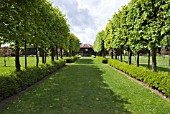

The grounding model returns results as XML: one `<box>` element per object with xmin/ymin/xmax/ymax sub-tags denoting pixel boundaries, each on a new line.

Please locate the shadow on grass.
<box><xmin>1</xmin><ymin>59</ymin><xmax>132</xmax><ymax>114</ymax></box>
<box><xmin>75</xmin><ymin>58</ymin><xmax>94</xmax><ymax>64</ymax></box>
<box><xmin>49</xmin><ymin>65</ymin><xmax>131</xmax><ymax>113</ymax></box>
<box><xmin>0</xmin><ymin>65</ymin><xmax>14</xmax><ymax>68</ymax></box>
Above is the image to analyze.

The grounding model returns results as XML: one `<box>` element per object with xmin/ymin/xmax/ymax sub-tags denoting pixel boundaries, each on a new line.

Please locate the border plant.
<box><xmin>0</xmin><ymin>60</ymin><xmax>65</xmax><ymax>101</ymax></box>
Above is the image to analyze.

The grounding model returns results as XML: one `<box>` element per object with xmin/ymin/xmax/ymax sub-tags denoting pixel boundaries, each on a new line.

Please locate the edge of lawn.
<box><xmin>108</xmin><ymin>64</ymin><xmax>170</xmax><ymax>102</ymax></box>
<box><xmin>0</xmin><ymin>65</ymin><xmax>66</xmax><ymax>109</ymax></box>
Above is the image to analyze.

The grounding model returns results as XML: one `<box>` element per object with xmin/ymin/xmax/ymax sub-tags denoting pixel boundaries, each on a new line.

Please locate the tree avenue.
<box><xmin>93</xmin><ymin>30</ymin><xmax>106</xmax><ymax>57</ymax></box>
<box><xmin>0</xmin><ymin>0</ymin><xmax>80</xmax><ymax>71</ymax></box>
<box><xmin>93</xmin><ymin>0</ymin><xmax>170</xmax><ymax>71</ymax></box>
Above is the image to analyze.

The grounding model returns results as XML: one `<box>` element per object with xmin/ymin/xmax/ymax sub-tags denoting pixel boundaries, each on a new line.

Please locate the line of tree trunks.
<box><xmin>4</xmin><ymin>56</ymin><xmax>6</xmax><ymax>67</ymax></box>
<box><xmin>51</xmin><ymin>47</ymin><xmax>55</xmax><ymax>62</ymax></box>
<box><xmin>148</xmin><ymin>50</ymin><xmax>150</xmax><ymax>69</ymax></box>
<box><xmin>35</xmin><ymin>46</ymin><xmax>39</xmax><ymax>67</ymax></box>
<box><xmin>15</xmin><ymin>41</ymin><xmax>21</xmax><ymax>71</ymax></box>
<box><xmin>114</xmin><ymin>49</ymin><xmax>118</xmax><ymax>59</ymax></box>
<box><xmin>24</xmin><ymin>39</ymin><xmax>27</xmax><ymax>68</ymax></box>
<box><xmin>128</xmin><ymin>47</ymin><xmax>132</xmax><ymax>65</ymax></box>
<box><xmin>69</xmin><ymin>50</ymin><xmax>72</xmax><ymax>57</ymax></box>
<box><xmin>136</xmin><ymin>51</ymin><xmax>139</xmax><ymax>67</ymax></box>
<box><xmin>102</xmin><ymin>50</ymin><xmax>105</xmax><ymax>57</ymax></box>
<box><xmin>120</xmin><ymin>46</ymin><xmax>123</xmax><ymax>62</ymax></box>
<box><xmin>111</xmin><ymin>49</ymin><xmax>113</xmax><ymax>59</ymax></box>
<box><xmin>56</xmin><ymin>46</ymin><xmax>58</xmax><ymax>60</ymax></box>
<box><xmin>42</xmin><ymin>48</ymin><xmax>45</xmax><ymax>64</ymax></box>
<box><xmin>151</xmin><ymin>47</ymin><xmax>157</xmax><ymax>71</ymax></box>
<box><xmin>60</xmin><ymin>48</ymin><xmax>63</xmax><ymax>59</ymax></box>
<box><xmin>44</xmin><ymin>47</ymin><xmax>47</xmax><ymax>63</ymax></box>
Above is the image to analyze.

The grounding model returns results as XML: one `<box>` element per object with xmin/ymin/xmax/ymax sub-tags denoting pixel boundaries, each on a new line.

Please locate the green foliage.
<box><xmin>1</xmin><ymin>58</ymin><xmax>170</xmax><ymax>113</ymax></box>
<box><xmin>64</xmin><ymin>56</ymin><xmax>79</xmax><ymax>63</ymax></box>
<box><xmin>91</xmin><ymin>55</ymin><xmax>96</xmax><ymax>58</ymax></box>
<box><xmin>0</xmin><ymin>60</ymin><xmax>65</xmax><ymax>101</ymax></box>
<box><xmin>0</xmin><ymin>0</ymin><xmax>71</xmax><ymax>70</ymax></box>
<box><xmin>104</xmin><ymin>20</ymin><xmax>114</xmax><ymax>51</ymax></box>
<box><xmin>100</xmin><ymin>0</ymin><xmax>170</xmax><ymax>71</ymax></box>
<box><xmin>93</xmin><ymin>30</ymin><xmax>105</xmax><ymax>53</ymax></box>
<box><xmin>108</xmin><ymin>58</ymin><xmax>170</xmax><ymax>97</ymax></box>
<box><xmin>96</xmin><ymin>56</ymin><xmax>108</xmax><ymax>63</ymax></box>
<box><xmin>68</xmin><ymin>33</ymin><xmax>80</xmax><ymax>55</ymax></box>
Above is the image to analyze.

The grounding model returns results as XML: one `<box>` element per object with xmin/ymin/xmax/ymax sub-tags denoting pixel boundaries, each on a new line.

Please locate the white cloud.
<box><xmin>50</xmin><ymin>0</ymin><xmax>130</xmax><ymax>45</ymax></box>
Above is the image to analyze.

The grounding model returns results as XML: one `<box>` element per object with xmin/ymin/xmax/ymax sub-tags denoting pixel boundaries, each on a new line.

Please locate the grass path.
<box><xmin>0</xmin><ymin>58</ymin><xmax>170</xmax><ymax>114</ymax></box>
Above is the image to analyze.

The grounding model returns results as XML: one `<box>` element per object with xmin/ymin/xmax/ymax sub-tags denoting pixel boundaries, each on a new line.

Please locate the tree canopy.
<box><xmin>94</xmin><ymin>0</ymin><xmax>170</xmax><ymax>71</ymax></box>
<box><xmin>0</xmin><ymin>0</ymin><xmax>80</xmax><ymax>71</ymax></box>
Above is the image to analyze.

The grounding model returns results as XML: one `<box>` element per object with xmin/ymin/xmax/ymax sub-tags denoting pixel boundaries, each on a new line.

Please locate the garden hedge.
<box><xmin>91</xmin><ymin>55</ymin><xmax>96</xmax><ymax>58</ymax></box>
<box><xmin>96</xmin><ymin>56</ymin><xmax>108</xmax><ymax>63</ymax></box>
<box><xmin>108</xmin><ymin>59</ymin><xmax>170</xmax><ymax>98</ymax></box>
<box><xmin>0</xmin><ymin>60</ymin><xmax>65</xmax><ymax>101</ymax></box>
<box><xmin>64</xmin><ymin>56</ymin><xmax>79</xmax><ymax>63</ymax></box>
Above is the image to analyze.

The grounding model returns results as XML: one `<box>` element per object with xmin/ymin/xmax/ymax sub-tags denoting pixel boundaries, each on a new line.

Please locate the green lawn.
<box><xmin>0</xmin><ymin>56</ymin><xmax>57</xmax><ymax>74</ymax></box>
<box><xmin>0</xmin><ymin>57</ymin><xmax>170</xmax><ymax>114</ymax></box>
<box><xmin>107</xmin><ymin>55</ymin><xmax>170</xmax><ymax>73</ymax></box>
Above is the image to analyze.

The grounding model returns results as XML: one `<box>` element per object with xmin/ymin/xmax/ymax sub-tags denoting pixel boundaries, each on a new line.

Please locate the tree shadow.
<box><xmin>140</xmin><ymin>64</ymin><xmax>170</xmax><ymax>73</ymax></box>
<box><xmin>75</xmin><ymin>58</ymin><xmax>94</xmax><ymax>64</ymax></box>
<box><xmin>0</xmin><ymin>60</ymin><xmax>132</xmax><ymax>114</ymax></box>
<box><xmin>0</xmin><ymin>66</ymin><xmax>14</xmax><ymax>68</ymax></box>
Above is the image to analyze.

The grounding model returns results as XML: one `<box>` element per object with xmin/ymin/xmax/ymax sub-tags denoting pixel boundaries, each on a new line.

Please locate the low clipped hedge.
<box><xmin>64</xmin><ymin>56</ymin><xmax>79</xmax><ymax>63</ymax></box>
<box><xmin>108</xmin><ymin>59</ymin><xmax>170</xmax><ymax>98</ymax></box>
<box><xmin>0</xmin><ymin>60</ymin><xmax>65</xmax><ymax>101</ymax></box>
<box><xmin>96</xmin><ymin>56</ymin><xmax>108</xmax><ymax>63</ymax></box>
<box><xmin>91</xmin><ymin>55</ymin><xmax>96</xmax><ymax>58</ymax></box>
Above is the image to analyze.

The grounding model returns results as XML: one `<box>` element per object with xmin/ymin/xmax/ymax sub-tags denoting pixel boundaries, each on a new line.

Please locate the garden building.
<box><xmin>79</xmin><ymin>44</ymin><xmax>95</xmax><ymax>56</ymax></box>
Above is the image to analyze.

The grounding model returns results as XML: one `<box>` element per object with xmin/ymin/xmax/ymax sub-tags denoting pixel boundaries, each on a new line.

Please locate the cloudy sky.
<box><xmin>50</xmin><ymin>0</ymin><xmax>130</xmax><ymax>45</ymax></box>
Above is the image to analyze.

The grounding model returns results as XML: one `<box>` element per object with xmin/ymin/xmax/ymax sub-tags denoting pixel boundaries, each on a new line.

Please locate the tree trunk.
<box><xmin>148</xmin><ymin>50</ymin><xmax>150</xmax><ymax>69</ymax></box>
<box><xmin>24</xmin><ymin>39</ymin><xmax>27</xmax><ymax>68</ymax></box>
<box><xmin>102</xmin><ymin>51</ymin><xmax>105</xmax><ymax>57</ymax></box>
<box><xmin>66</xmin><ymin>51</ymin><xmax>69</xmax><ymax>57</ymax></box>
<box><xmin>56</xmin><ymin>46</ymin><xmax>58</xmax><ymax>60</ymax></box>
<box><xmin>102</xmin><ymin>40</ymin><xmax>105</xmax><ymax>57</ymax></box>
<box><xmin>124</xmin><ymin>54</ymin><xmax>125</xmax><ymax>59</ymax></box>
<box><xmin>151</xmin><ymin>47</ymin><xmax>157</xmax><ymax>71</ymax></box>
<box><xmin>42</xmin><ymin>48</ymin><xmax>45</xmax><ymax>64</ymax></box>
<box><xmin>35</xmin><ymin>46</ymin><xmax>39</xmax><ymax>67</ymax></box>
<box><xmin>4</xmin><ymin>56</ymin><xmax>6</xmax><ymax>67</ymax></box>
<box><xmin>128</xmin><ymin>48</ymin><xmax>132</xmax><ymax>65</ymax></box>
<box><xmin>60</xmin><ymin>48</ymin><xmax>63</xmax><ymax>59</ymax></box>
<box><xmin>15</xmin><ymin>41</ymin><xmax>21</xmax><ymax>71</ymax></box>
<box><xmin>69</xmin><ymin>50</ymin><xmax>73</xmax><ymax>57</ymax></box>
<box><xmin>111</xmin><ymin>49</ymin><xmax>113</xmax><ymax>59</ymax></box>
<box><xmin>51</xmin><ymin>47</ymin><xmax>55</xmax><ymax>62</ymax></box>
<box><xmin>136</xmin><ymin>51</ymin><xmax>139</xmax><ymax>67</ymax></box>
<box><xmin>120</xmin><ymin>48</ymin><xmax>123</xmax><ymax>62</ymax></box>
<box><xmin>44</xmin><ymin>47</ymin><xmax>47</xmax><ymax>63</ymax></box>
<box><xmin>115</xmin><ymin>49</ymin><xmax>117</xmax><ymax>59</ymax></box>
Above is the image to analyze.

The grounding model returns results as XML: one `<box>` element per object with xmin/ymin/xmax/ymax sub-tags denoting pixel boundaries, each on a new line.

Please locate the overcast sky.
<box><xmin>50</xmin><ymin>0</ymin><xmax>130</xmax><ymax>45</ymax></box>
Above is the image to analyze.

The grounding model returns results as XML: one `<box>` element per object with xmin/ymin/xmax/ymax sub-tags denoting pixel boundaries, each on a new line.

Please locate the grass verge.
<box><xmin>0</xmin><ymin>57</ymin><xmax>170</xmax><ymax>114</ymax></box>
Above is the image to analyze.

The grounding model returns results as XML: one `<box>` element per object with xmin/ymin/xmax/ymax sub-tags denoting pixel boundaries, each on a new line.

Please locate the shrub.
<box><xmin>64</xmin><ymin>56</ymin><xmax>79</xmax><ymax>63</ymax></box>
<box><xmin>91</xmin><ymin>55</ymin><xmax>96</xmax><ymax>58</ymax></box>
<box><xmin>108</xmin><ymin>59</ymin><xmax>170</xmax><ymax>98</ymax></box>
<box><xmin>0</xmin><ymin>60</ymin><xmax>65</xmax><ymax>101</ymax></box>
<box><xmin>96</xmin><ymin>56</ymin><xmax>108</xmax><ymax>63</ymax></box>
